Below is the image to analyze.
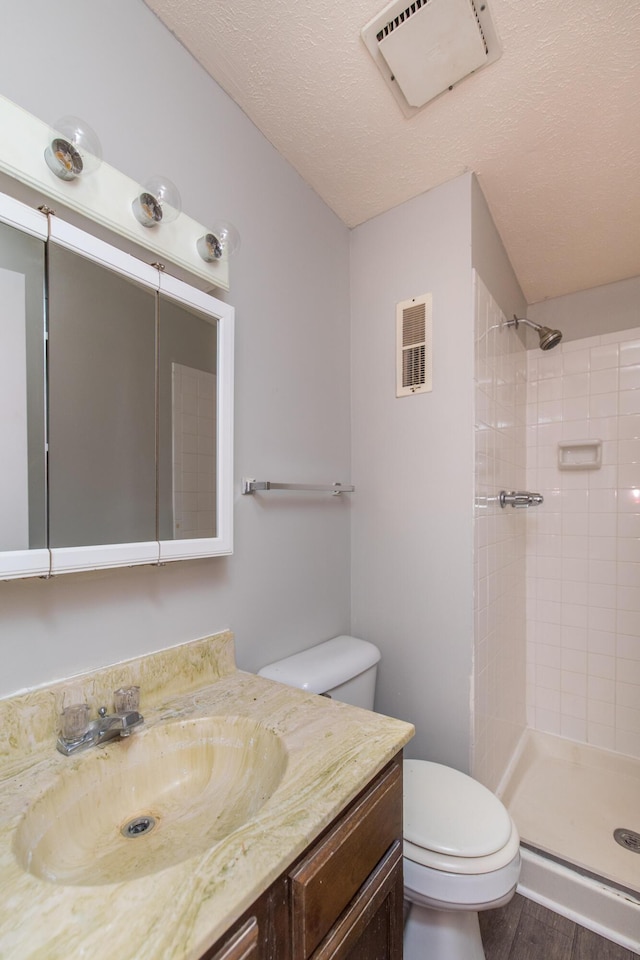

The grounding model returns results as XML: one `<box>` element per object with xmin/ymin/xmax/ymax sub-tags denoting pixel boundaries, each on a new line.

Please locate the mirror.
<box><xmin>0</xmin><ymin>192</ymin><xmax>234</xmax><ymax>579</ymax></box>
<box><xmin>157</xmin><ymin>295</ymin><xmax>218</xmax><ymax>541</ymax></box>
<box><xmin>48</xmin><ymin>243</ymin><xmax>157</xmax><ymax>548</ymax></box>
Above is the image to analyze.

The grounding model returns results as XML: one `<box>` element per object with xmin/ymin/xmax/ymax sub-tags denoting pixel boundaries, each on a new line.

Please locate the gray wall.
<box><xmin>0</xmin><ymin>0</ymin><xmax>351</xmax><ymax>696</ymax></box>
<box><xmin>471</xmin><ymin>178</ymin><xmax>527</xmax><ymax>322</ymax></box>
<box><xmin>528</xmin><ymin>275</ymin><xmax>640</xmax><ymax>343</ymax></box>
<box><xmin>350</xmin><ymin>175</ymin><xmax>476</xmax><ymax>771</ymax></box>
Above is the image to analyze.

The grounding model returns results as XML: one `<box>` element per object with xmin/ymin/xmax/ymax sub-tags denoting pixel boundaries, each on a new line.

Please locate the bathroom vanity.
<box><xmin>0</xmin><ymin>631</ymin><xmax>413</xmax><ymax>959</ymax></box>
<box><xmin>205</xmin><ymin>755</ymin><xmax>403</xmax><ymax>960</ymax></box>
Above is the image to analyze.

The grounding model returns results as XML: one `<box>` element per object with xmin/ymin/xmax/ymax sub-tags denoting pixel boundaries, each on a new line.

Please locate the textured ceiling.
<box><xmin>145</xmin><ymin>0</ymin><xmax>640</xmax><ymax>303</ymax></box>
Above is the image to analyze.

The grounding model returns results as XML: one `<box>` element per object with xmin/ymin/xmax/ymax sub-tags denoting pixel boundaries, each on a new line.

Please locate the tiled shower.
<box><xmin>473</xmin><ymin>273</ymin><xmax>528</xmax><ymax>789</ymax></box>
<box><xmin>474</xmin><ymin>270</ymin><xmax>640</xmax><ymax>786</ymax></box>
<box><xmin>526</xmin><ymin>326</ymin><xmax>640</xmax><ymax>759</ymax></box>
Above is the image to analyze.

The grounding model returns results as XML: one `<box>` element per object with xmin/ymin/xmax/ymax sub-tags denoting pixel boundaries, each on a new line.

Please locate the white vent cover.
<box><xmin>361</xmin><ymin>0</ymin><xmax>502</xmax><ymax>117</ymax></box>
<box><xmin>396</xmin><ymin>294</ymin><xmax>432</xmax><ymax>397</ymax></box>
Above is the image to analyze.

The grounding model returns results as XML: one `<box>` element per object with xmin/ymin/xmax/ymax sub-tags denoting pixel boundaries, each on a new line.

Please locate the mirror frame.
<box><xmin>0</xmin><ymin>193</ymin><xmax>49</xmax><ymax>579</ymax></box>
<box><xmin>0</xmin><ymin>193</ymin><xmax>234</xmax><ymax>579</ymax></box>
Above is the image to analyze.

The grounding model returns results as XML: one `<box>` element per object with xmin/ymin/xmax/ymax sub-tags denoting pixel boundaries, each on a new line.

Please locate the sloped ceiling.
<box><xmin>144</xmin><ymin>0</ymin><xmax>640</xmax><ymax>304</ymax></box>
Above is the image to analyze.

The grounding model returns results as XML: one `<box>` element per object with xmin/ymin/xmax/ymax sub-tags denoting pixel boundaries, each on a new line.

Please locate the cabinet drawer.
<box><xmin>312</xmin><ymin>841</ymin><xmax>403</xmax><ymax>960</ymax></box>
<box><xmin>289</xmin><ymin>760</ymin><xmax>402</xmax><ymax>960</ymax></box>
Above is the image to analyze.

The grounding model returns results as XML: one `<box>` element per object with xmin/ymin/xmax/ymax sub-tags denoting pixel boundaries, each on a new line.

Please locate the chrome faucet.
<box><xmin>57</xmin><ymin>704</ymin><xmax>144</xmax><ymax>756</ymax></box>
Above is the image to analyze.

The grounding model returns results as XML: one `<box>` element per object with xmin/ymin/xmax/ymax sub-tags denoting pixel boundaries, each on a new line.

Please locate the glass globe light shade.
<box><xmin>132</xmin><ymin>175</ymin><xmax>182</xmax><ymax>228</ymax></box>
<box><xmin>44</xmin><ymin>116</ymin><xmax>103</xmax><ymax>181</ymax></box>
<box><xmin>197</xmin><ymin>221</ymin><xmax>241</xmax><ymax>262</ymax></box>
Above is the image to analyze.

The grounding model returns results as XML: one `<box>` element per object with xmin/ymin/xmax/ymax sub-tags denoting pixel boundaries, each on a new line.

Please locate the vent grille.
<box><xmin>403</xmin><ymin>344</ymin><xmax>426</xmax><ymax>389</ymax></box>
<box><xmin>396</xmin><ymin>294</ymin><xmax>432</xmax><ymax>397</ymax></box>
<box><xmin>375</xmin><ymin>0</ymin><xmax>431</xmax><ymax>42</ymax></box>
<box><xmin>469</xmin><ymin>0</ymin><xmax>489</xmax><ymax>54</ymax></box>
<box><xmin>361</xmin><ymin>0</ymin><xmax>501</xmax><ymax>117</ymax></box>
<box><xmin>402</xmin><ymin>302</ymin><xmax>426</xmax><ymax>347</ymax></box>
<box><xmin>376</xmin><ymin>0</ymin><xmax>489</xmax><ymax>52</ymax></box>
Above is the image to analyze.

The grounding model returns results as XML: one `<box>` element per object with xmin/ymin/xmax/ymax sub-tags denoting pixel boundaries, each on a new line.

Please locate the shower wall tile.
<box><xmin>527</xmin><ymin>325</ymin><xmax>640</xmax><ymax>760</ymax></box>
<box><xmin>473</xmin><ymin>274</ymin><xmax>527</xmax><ymax>790</ymax></box>
<box><xmin>619</xmin><ymin>338</ymin><xmax>640</xmax><ymax>364</ymax></box>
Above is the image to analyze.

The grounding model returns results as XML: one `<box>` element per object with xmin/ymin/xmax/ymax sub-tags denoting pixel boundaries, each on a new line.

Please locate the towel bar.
<box><xmin>242</xmin><ymin>479</ymin><xmax>354</xmax><ymax>496</ymax></box>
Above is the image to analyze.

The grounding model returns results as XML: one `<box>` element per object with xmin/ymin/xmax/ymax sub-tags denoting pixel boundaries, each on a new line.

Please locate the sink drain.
<box><xmin>121</xmin><ymin>815</ymin><xmax>157</xmax><ymax>839</ymax></box>
<box><xmin>614</xmin><ymin>828</ymin><xmax>640</xmax><ymax>853</ymax></box>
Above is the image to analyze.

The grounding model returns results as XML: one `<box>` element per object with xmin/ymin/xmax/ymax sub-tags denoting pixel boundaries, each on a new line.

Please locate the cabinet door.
<box><xmin>203</xmin><ymin>918</ymin><xmax>259</xmax><ymax>960</ymax></box>
<box><xmin>311</xmin><ymin>842</ymin><xmax>403</xmax><ymax>960</ymax></box>
<box><xmin>200</xmin><ymin>876</ymin><xmax>289</xmax><ymax>960</ymax></box>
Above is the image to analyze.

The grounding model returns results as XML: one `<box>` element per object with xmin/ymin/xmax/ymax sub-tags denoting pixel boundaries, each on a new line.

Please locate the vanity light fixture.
<box><xmin>0</xmin><ymin>94</ymin><xmax>230</xmax><ymax>290</ymax></box>
<box><xmin>197</xmin><ymin>220</ymin><xmax>240</xmax><ymax>262</ymax></box>
<box><xmin>44</xmin><ymin>116</ymin><xmax>103</xmax><ymax>181</ymax></box>
<box><xmin>132</xmin><ymin>175</ymin><xmax>182</xmax><ymax>228</ymax></box>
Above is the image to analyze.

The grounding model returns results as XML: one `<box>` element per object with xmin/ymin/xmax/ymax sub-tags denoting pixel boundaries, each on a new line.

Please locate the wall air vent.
<box><xmin>396</xmin><ymin>294</ymin><xmax>432</xmax><ymax>397</ymax></box>
<box><xmin>361</xmin><ymin>0</ymin><xmax>502</xmax><ymax>118</ymax></box>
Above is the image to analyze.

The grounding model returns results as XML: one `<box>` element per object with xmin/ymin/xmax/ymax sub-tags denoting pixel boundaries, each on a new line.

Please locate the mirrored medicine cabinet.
<box><xmin>0</xmin><ymin>191</ymin><xmax>234</xmax><ymax>580</ymax></box>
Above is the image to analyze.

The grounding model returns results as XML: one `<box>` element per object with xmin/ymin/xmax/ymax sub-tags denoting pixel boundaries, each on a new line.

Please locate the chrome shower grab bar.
<box><xmin>242</xmin><ymin>479</ymin><xmax>354</xmax><ymax>496</ymax></box>
<box><xmin>499</xmin><ymin>490</ymin><xmax>544</xmax><ymax>509</ymax></box>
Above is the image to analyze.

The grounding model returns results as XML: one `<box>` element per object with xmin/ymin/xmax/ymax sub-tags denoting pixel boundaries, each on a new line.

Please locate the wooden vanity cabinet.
<box><xmin>201</xmin><ymin>754</ymin><xmax>403</xmax><ymax>960</ymax></box>
<box><xmin>200</xmin><ymin>881</ymin><xmax>289</xmax><ymax>960</ymax></box>
<box><xmin>205</xmin><ymin>918</ymin><xmax>260</xmax><ymax>960</ymax></box>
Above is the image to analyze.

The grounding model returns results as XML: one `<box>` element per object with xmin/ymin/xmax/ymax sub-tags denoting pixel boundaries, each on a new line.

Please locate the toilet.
<box><xmin>259</xmin><ymin>635</ymin><xmax>521</xmax><ymax>960</ymax></box>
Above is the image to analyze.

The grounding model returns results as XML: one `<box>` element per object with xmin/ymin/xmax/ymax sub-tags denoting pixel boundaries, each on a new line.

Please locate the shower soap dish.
<box><xmin>557</xmin><ymin>439</ymin><xmax>602</xmax><ymax>470</ymax></box>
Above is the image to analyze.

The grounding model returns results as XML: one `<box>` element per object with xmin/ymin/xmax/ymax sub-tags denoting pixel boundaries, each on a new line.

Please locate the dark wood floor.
<box><xmin>479</xmin><ymin>894</ymin><xmax>640</xmax><ymax>960</ymax></box>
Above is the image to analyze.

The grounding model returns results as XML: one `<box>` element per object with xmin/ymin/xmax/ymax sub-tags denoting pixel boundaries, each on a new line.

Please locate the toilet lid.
<box><xmin>403</xmin><ymin>760</ymin><xmax>513</xmax><ymax>858</ymax></box>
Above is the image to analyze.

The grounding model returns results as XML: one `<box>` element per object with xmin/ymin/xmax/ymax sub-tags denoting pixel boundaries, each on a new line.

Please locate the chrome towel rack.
<box><xmin>498</xmin><ymin>490</ymin><xmax>544</xmax><ymax>509</ymax></box>
<box><xmin>242</xmin><ymin>479</ymin><xmax>354</xmax><ymax>496</ymax></box>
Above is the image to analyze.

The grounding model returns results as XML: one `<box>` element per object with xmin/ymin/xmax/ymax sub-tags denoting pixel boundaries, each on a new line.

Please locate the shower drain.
<box><xmin>121</xmin><ymin>815</ymin><xmax>157</xmax><ymax>838</ymax></box>
<box><xmin>613</xmin><ymin>828</ymin><xmax>640</xmax><ymax>853</ymax></box>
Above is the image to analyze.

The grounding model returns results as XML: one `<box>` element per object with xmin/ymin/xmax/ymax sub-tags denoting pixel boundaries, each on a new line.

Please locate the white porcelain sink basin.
<box><xmin>14</xmin><ymin>715</ymin><xmax>288</xmax><ymax>885</ymax></box>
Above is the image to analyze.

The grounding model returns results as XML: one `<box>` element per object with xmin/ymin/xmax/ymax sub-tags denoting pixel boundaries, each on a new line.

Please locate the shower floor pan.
<box><xmin>499</xmin><ymin>729</ymin><xmax>640</xmax><ymax>952</ymax></box>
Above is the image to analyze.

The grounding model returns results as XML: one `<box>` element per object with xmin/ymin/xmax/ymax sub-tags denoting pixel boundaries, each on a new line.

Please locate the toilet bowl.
<box><xmin>402</xmin><ymin>759</ymin><xmax>521</xmax><ymax>960</ymax></box>
<box><xmin>258</xmin><ymin>636</ymin><xmax>521</xmax><ymax>960</ymax></box>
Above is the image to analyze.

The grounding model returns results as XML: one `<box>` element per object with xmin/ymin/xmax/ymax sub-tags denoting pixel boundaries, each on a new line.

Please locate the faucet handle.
<box><xmin>114</xmin><ymin>686</ymin><xmax>140</xmax><ymax>713</ymax></box>
<box><xmin>60</xmin><ymin>703</ymin><xmax>90</xmax><ymax>742</ymax></box>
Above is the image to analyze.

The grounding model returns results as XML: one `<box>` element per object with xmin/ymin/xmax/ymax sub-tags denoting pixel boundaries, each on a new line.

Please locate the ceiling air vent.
<box><xmin>361</xmin><ymin>0</ymin><xmax>502</xmax><ymax>117</ymax></box>
<box><xmin>396</xmin><ymin>294</ymin><xmax>432</xmax><ymax>397</ymax></box>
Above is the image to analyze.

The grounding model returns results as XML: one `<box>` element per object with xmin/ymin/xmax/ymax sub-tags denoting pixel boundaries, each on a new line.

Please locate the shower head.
<box><xmin>537</xmin><ymin>325</ymin><xmax>563</xmax><ymax>350</ymax></box>
<box><xmin>506</xmin><ymin>316</ymin><xmax>563</xmax><ymax>351</ymax></box>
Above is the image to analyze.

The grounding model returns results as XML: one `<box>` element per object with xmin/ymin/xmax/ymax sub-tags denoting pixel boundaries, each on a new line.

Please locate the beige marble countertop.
<box><xmin>0</xmin><ymin>632</ymin><xmax>414</xmax><ymax>959</ymax></box>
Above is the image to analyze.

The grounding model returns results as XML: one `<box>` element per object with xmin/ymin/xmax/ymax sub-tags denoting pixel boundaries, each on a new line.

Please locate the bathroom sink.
<box><xmin>14</xmin><ymin>715</ymin><xmax>288</xmax><ymax>885</ymax></box>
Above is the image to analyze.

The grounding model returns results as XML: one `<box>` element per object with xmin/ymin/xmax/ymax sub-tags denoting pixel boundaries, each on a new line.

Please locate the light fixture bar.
<box><xmin>0</xmin><ymin>94</ymin><xmax>229</xmax><ymax>291</ymax></box>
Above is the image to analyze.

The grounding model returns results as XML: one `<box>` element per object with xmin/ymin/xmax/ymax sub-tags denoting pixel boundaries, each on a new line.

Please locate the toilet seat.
<box><xmin>403</xmin><ymin>759</ymin><xmax>520</xmax><ymax>875</ymax></box>
<box><xmin>404</xmin><ymin>827</ymin><xmax>520</xmax><ymax>874</ymax></box>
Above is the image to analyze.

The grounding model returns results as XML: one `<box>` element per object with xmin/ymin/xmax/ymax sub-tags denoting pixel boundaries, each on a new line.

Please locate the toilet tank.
<box><xmin>258</xmin><ymin>635</ymin><xmax>381</xmax><ymax>710</ymax></box>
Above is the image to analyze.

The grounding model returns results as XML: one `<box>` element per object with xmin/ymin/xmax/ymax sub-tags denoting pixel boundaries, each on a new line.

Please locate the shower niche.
<box><xmin>0</xmin><ymin>191</ymin><xmax>234</xmax><ymax>579</ymax></box>
<box><xmin>557</xmin><ymin>439</ymin><xmax>602</xmax><ymax>470</ymax></box>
